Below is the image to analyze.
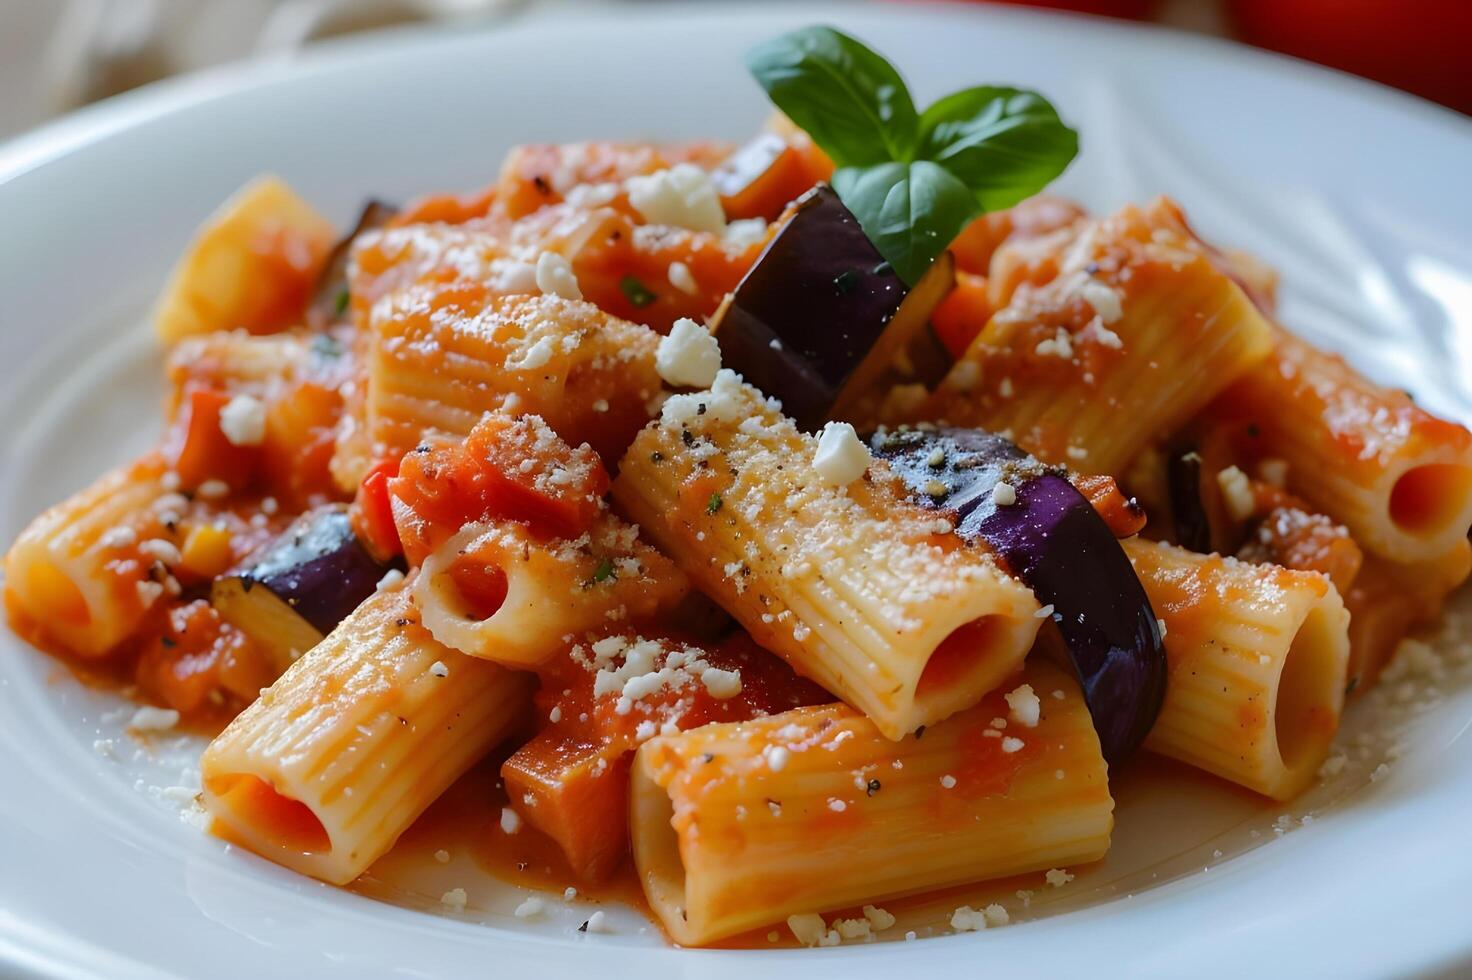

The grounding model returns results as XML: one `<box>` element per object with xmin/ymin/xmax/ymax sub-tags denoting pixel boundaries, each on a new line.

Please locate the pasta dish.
<box><xmin>6</xmin><ymin>25</ymin><xmax>1471</xmax><ymax>948</ymax></box>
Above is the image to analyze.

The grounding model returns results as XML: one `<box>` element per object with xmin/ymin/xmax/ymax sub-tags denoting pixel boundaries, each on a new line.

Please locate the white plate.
<box><xmin>3</xmin><ymin>4</ymin><xmax>1472</xmax><ymax>977</ymax></box>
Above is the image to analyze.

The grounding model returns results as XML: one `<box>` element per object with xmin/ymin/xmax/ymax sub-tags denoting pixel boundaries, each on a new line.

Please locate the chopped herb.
<box><xmin>333</xmin><ymin>288</ymin><xmax>350</xmax><ymax>317</ymax></box>
<box><xmin>591</xmin><ymin>558</ymin><xmax>616</xmax><ymax>584</ymax></box>
<box><xmin>160</xmin><ymin>636</ymin><xmax>177</xmax><ymax>649</ymax></box>
<box><xmin>706</xmin><ymin>492</ymin><xmax>723</xmax><ymax>515</ymax></box>
<box><xmin>619</xmin><ymin>274</ymin><xmax>657</xmax><ymax>308</ymax></box>
<box><xmin>311</xmin><ymin>333</ymin><xmax>344</xmax><ymax>360</ymax></box>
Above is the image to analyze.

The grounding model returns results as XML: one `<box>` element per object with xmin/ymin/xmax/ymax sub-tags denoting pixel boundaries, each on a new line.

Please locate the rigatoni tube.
<box><xmin>613</xmin><ymin>372</ymin><xmax>1041</xmax><ymax>740</ymax></box>
<box><xmin>630</xmin><ymin>661</ymin><xmax>1111</xmax><ymax>946</ymax></box>
<box><xmin>201</xmin><ymin>582</ymin><xmax>533</xmax><ymax>885</ymax></box>
<box><xmin>1210</xmin><ymin>331</ymin><xmax>1472</xmax><ymax>563</ymax></box>
<box><xmin>1124</xmin><ymin>538</ymin><xmax>1350</xmax><ymax>800</ymax></box>
<box><xmin>925</xmin><ymin>201</ymin><xmax>1274</xmax><ymax>475</ymax></box>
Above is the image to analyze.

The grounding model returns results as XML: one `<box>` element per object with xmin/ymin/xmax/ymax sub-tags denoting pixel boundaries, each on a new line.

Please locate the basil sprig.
<box><xmin>746</xmin><ymin>26</ymin><xmax>1078</xmax><ymax>285</ymax></box>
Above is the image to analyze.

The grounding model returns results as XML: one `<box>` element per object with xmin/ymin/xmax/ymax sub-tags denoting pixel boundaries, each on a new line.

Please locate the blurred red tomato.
<box><xmin>1229</xmin><ymin>0</ymin><xmax>1472</xmax><ymax>114</ymax></box>
<box><xmin>963</xmin><ymin>0</ymin><xmax>1157</xmax><ymax>17</ymax></box>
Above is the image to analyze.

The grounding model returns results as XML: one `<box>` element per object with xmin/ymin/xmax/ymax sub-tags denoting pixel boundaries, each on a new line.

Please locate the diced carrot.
<box><xmin>501</xmin><ymin>732</ymin><xmax>632</xmax><ymax>882</ymax></box>
<box><xmin>931</xmin><ymin>270</ymin><xmax>994</xmax><ymax>358</ymax></box>
<box><xmin>170</xmin><ymin>388</ymin><xmax>260</xmax><ymax>491</ymax></box>
<box><xmin>1074</xmin><ymin>474</ymin><xmax>1148</xmax><ymax>537</ymax></box>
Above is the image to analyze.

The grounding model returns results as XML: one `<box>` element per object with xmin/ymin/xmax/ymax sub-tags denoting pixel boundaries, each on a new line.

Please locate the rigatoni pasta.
<box><xmin>923</xmin><ymin>201</ymin><xmax>1275</xmax><ymax>474</ymax></box>
<box><xmin>1124</xmin><ymin>538</ymin><xmax>1350</xmax><ymax>800</ymax></box>
<box><xmin>1210</xmin><ymin>331</ymin><xmax>1472</xmax><ymax>563</ymax></box>
<box><xmin>201</xmin><ymin>583</ymin><xmax>533</xmax><ymax>884</ymax></box>
<box><xmin>613</xmin><ymin>372</ymin><xmax>1042</xmax><ymax>740</ymax></box>
<box><xmin>10</xmin><ymin>42</ymin><xmax>1472</xmax><ymax>950</ymax></box>
<box><xmin>630</xmin><ymin>661</ymin><xmax>1111</xmax><ymax>945</ymax></box>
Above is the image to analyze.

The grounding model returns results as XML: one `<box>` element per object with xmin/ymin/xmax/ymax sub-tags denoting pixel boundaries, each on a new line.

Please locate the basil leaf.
<box><xmin>832</xmin><ymin>161</ymin><xmax>979</xmax><ymax>286</ymax></box>
<box><xmin>918</xmin><ymin>86</ymin><xmax>1079</xmax><ymax>211</ymax></box>
<box><xmin>746</xmin><ymin>26</ymin><xmax>919</xmax><ymax>168</ymax></box>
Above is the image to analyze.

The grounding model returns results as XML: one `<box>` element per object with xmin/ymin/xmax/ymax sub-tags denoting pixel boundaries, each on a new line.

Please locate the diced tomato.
<box><xmin>169</xmin><ymin>387</ymin><xmax>260</xmax><ymax>491</ymax></box>
<box><xmin>389</xmin><ymin>184</ymin><xmax>499</xmax><ymax>227</ymax></box>
<box><xmin>351</xmin><ymin>459</ymin><xmax>403</xmax><ymax>561</ymax></box>
<box><xmin>389</xmin><ymin>413</ymin><xmax>610</xmax><ymax>565</ymax></box>
<box><xmin>713</xmin><ymin>135</ymin><xmax>827</xmax><ymax>222</ymax></box>
<box><xmin>134</xmin><ymin>600</ymin><xmax>274</xmax><ymax>717</ymax></box>
<box><xmin>259</xmin><ymin>381</ymin><xmax>344</xmax><ymax>510</ymax></box>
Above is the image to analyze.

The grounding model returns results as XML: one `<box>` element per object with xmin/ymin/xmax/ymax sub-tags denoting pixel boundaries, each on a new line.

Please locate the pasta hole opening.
<box><xmin>917</xmin><ymin>616</ymin><xmax>1001</xmax><ymax>698</ymax></box>
<box><xmin>207</xmin><ymin>773</ymin><xmax>330</xmax><ymax>855</ymax></box>
<box><xmin>1274</xmin><ymin>605</ymin><xmax>1342</xmax><ymax>774</ymax></box>
<box><xmin>445</xmin><ymin>558</ymin><xmax>509</xmax><ymax>622</ymax></box>
<box><xmin>631</xmin><ymin>765</ymin><xmax>690</xmax><ymax>938</ymax></box>
<box><xmin>1388</xmin><ymin>463</ymin><xmax>1472</xmax><ymax>537</ymax></box>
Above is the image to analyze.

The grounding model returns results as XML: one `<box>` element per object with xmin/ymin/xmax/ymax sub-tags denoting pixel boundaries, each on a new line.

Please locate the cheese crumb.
<box><xmin>834</xmin><ymin>917</ymin><xmax>872</xmax><ymax>940</ymax></box>
<box><xmin>950</xmin><ymin>906</ymin><xmax>988</xmax><ymax>932</ymax></box>
<box><xmin>429</xmin><ymin>660</ymin><xmax>449</xmax><ymax>678</ymax></box>
<box><xmin>128</xmin><ymin>706</ymin><xmax>180</xmax><ymax>732</ymax></box>
<box><xmin>1001</xmin><ymin>736</ymin><xmax>1024</xmax><ymax>753</ymax></box>
<box><xmin>991</xmin><ymin>482</ymin><xmax>1018</xmax><ymax>507</ymax></box>
<box><xmin>828</xmin><ymin>798</ymin><xmax>847</xmax><ymax>812</ymax></box>
<box><xmin>1217</xmin><ymin>465</ymin><xmax>1256</xmax><ymax>521</ymax></box>
<box><xmin>535</xmin><ymin>251</ymin><xmax>582</xmax><ymax>300</ymax></box>
<box><xmin>100</xmin><ymin>526</ymin><xmax>138</xmax><ymax>549</ymax></box>
<box><xmin>766</xmin><ymin>746</ymin><xmax>789</xmax><ymax>772</ymax></box>
<box><xmin>440</xmin><ymin>888</ymin><xmax>468</xmax><ymax>910</ymax></box>
<box><xmin>434</xmin><ymin>849</ymin><xmax>450</xmax><ymax>863</ymax></box>
<box><xmin>627</xmin><ymin>164</ymin><xmax>726</xmax><ymax>234</ymax></box>
<box><xmin>813</xmin><ymin>421</ymin><xmax>871</xmax><ymax>486</ymax></box>
<box><xmin>699</xmin><ymin>666</ymin><xmax>743</xmax><ymax>699</ymax></box>
<box><xmin>983</xmin><ymin>904</ymin><xmax>1010</xmax><ymax>927</ymax></box>
<box><xmin>219</xmin><ymin>394</ymin><xmax>267</xmax><ymax>447</ymax></box>
<box><xmin>939</xmin><ymin>774</ymin><xmax>957</xmax><ymax>789</ymax></box>
<box><xmin>514</xmin><ymin>897</ymin><xmax>545</xmax><ymax>919</ymax></box>
<box><xmin>1045</xmin><ymin>868</ymin><xmax>1074</xmax><ymax>888</ymax></box>
<box><xmin>500</xmin><ymin>806</ymin><xmax>522</xmax><ymax>834</ymax></box>
<box><xmin>787</xmin><ymin>913</ymin><xmax>839</xmax><ymax>947</ymax></box>
<box><xmin>1004</xmin><ymin>684</ymin><xmax>1041</xmax><ymax>727</ymax></box>
<box><xmin>197</xmin><ymin>479</ymin><xmax>230</xmax><ymax>499</ymax></box>
<box><xmin>656</xmin><ymin>317</ymin><xmax>722</xmax><ymax>388</ymax></box>
<box><xmin>1035</xmin><ymin>604</ymin><xmax>1056</xmax><ymax>619</ymax></box>
<box><xmin>667</xmin><ymin>260</ymin><xmax>699</xmax><ymax>295</ymax></box>
<box><xmin>862</xmin><ymin>905</ymin><xmax>896</xmax><ymax>930</ymax></box>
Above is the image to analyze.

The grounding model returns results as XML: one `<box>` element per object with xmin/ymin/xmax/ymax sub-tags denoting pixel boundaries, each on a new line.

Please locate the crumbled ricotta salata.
<box><xmin>813</xmin><ymin>421</ymin><xmax>871</xmax><ymax>486</ymax></box>
<box><xmin>218</xmin><ymin>394</ymin><xmax>267</xmax><ymax>447</ymax></box>
<box><xmin>1004</xmin><ymin>684</ymin><xmax>1041</xmax><ymax>727</ymax></box>
<box><xmin>667</xmin><ymin>260</ymin><xmax>699</xmax><ymax>295</ymax></box>
<box><xmin>128</xmin><ymin>706</ymin><xmax>180</xmax><ymax>732</ymax></box>
<box><xmin>1217</xmin><ymin>465</ymin><xmax>1256</xmax><ymax>521</ymax></box>
<box><xmin>626</xmin><ymin>164</ymin><xmax>726</xmax><ymax>234</ymax></box>
<box><xmin>535</xmin><ymin>251</ymin><xmax>582</xmax><ymax>301</ymax></box>
<box><xmin>656</xmin><ymin>317</ymin><xmax>722</xmax><ymax>388</ymax></box>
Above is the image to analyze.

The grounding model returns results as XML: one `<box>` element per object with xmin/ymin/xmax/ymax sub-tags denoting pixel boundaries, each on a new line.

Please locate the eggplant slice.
<box><xmin>213</xmin><ymin>505</ymin><xmax>399</xmax><ymax>669</ymax></box>
<box><xmin>712</xmin><ymin>184</ymin><xmax>954</xmax><ymax>430</ymax></box>
<box><xmin>870</xmin><ymin>426</ymin><xmax>1167</xmax><ymax>762</ymax></box>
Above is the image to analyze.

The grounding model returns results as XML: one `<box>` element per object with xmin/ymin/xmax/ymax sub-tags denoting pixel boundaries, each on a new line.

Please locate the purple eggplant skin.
<box><xmin>310</xmin><ymin>199</ymin><xmax>398</xmax><ymax>325</ymax></box>
<box><xmin>870</xmin><ymin>426</ymin><xmax>1166</xmax><ymax>762</ymax></box>
<box><xmin>233</xmin><ymin>505</ymin><xmax>399</xmax><ymax>634</ymax></box>
<box><xmin>712</xmin><ymin>184</ymin><xmax>952</xmax><ymax>430</ymax></box>
<box><xmin>1167</xmin><ymin>448</ymin><xmax>1213</xmax><ymax>554</ymax></box>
